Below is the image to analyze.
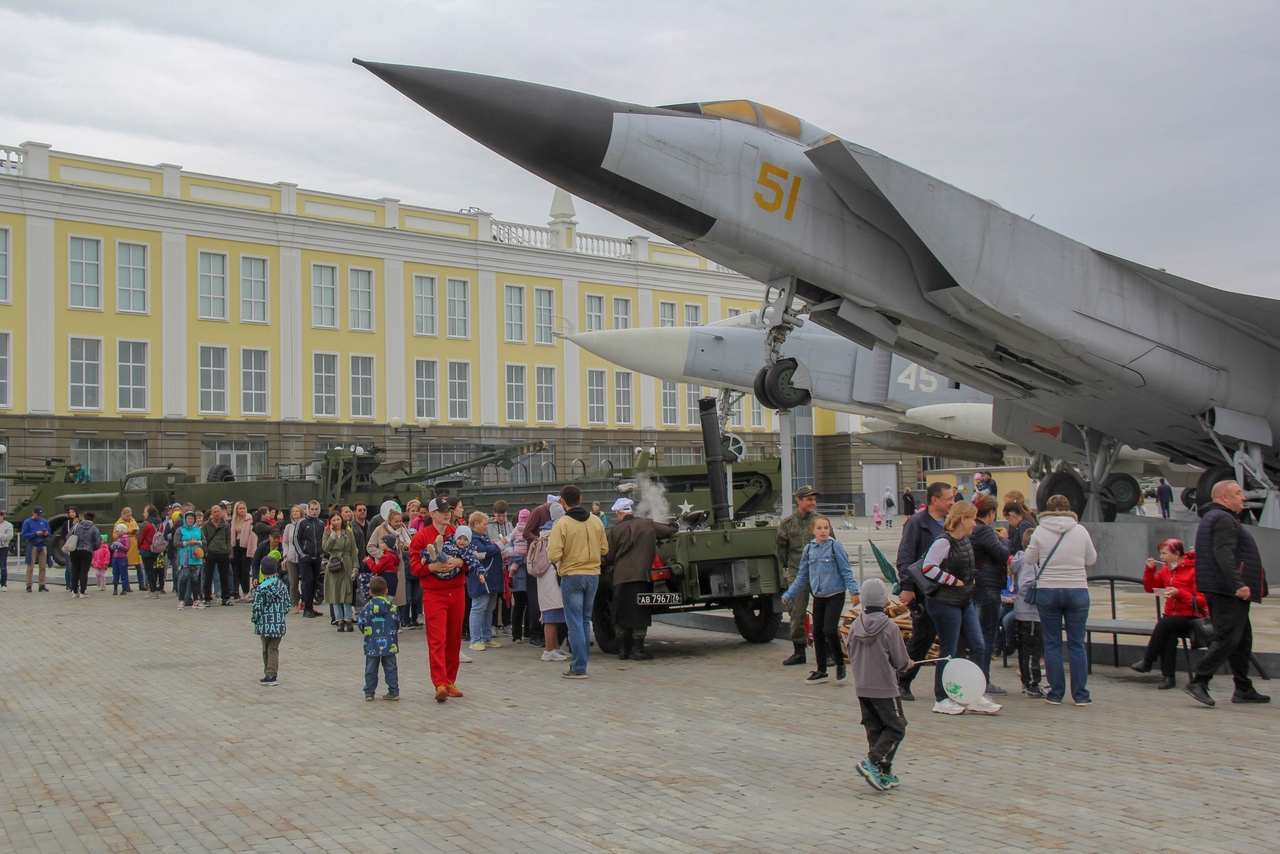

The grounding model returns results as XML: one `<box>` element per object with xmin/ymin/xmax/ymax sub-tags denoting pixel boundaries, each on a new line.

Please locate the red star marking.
<box><xmin>1028</xmin><ymin>423</ymin><xmax>1061</xmax><ymax>440</ymax></box>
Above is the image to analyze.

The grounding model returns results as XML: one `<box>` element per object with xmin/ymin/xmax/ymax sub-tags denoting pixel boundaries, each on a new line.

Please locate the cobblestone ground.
<box><xmin>1</xmin><ymin>588</ymin><xmax>1276</xmax><ymax>853</ymax></box>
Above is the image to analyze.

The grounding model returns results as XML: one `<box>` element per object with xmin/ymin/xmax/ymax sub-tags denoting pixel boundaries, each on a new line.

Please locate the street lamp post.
<box><xmin>388</xmin><ymin>416</ymin><xmax>432</xmax><ymax>472</ymax></box>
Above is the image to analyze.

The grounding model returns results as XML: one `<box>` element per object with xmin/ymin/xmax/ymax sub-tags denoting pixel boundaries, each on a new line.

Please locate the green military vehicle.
<box><xmin>591</xmin><ymin>398</ymin><xmax>787</xmax><ymax>653</ymax></box>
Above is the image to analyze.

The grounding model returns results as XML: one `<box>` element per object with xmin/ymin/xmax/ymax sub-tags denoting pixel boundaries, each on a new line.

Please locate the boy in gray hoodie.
<box><xmin>847</xmin><ymin>578</ymin><xmax>910</xmax><ymax>792</ymax></box>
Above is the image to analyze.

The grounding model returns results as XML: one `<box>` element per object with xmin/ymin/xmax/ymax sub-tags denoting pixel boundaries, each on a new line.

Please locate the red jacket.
<box><xmin>409</xmin><ymin>523</ymin><xmax>459</xmax><ymax>591</ymax></box>
<box><xmin>365</xmin><ymin>549</ymin><xmax>400</xmax><ymax>575</ymax></box>
<box><xmin>1143</xmin><ymin>552</ymin><xmax>1207</xmax><ymax>617</ymax></box>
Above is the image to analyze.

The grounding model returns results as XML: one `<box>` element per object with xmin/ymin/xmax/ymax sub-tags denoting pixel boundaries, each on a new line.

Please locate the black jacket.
<box><xmin>296</xmin><ymin>516</ymin><xmax>326</xmax><ymax>560</ymax></box>
<box><xmin>1195</xmin><ymin>503</ymin><xmax>1265</xmax><ymax>602</ymax></box>
<box><xmin>896</xmin><ymin>510</ymin><xmax>944</xmax><ymax>594</ymax></box>
<box><xmin>971</xmin><ymin>520</ymin><xmax>1011</xmax><ymax>589</ymax></box>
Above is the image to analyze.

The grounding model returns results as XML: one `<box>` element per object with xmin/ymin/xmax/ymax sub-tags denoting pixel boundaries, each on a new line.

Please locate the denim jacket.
<box><xmin>783</xmin><ymin>537</ymin><xmax>859</xmax><ymax>600</ymax></box>
<box><xmin>357</xmin><ymin>595</ymin><xmax>400</xmax><ymax>656</ymax></box>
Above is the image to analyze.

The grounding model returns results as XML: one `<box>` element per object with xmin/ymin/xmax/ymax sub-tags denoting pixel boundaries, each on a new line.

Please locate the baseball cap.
<box><xmin>611</xmin><ymin>498</ymin><xmax>634</xmax><ymax>513</ymax></box>
<box><xmin>33</xmin><ymin>506</ymin><xmax>44</xmax><ymax>514</ymax></box>
<box><xmin>793</xmin><ymin>485</ymin><xmax>818</xmax><ymax>499</ymax></box>
<box><xmin>428</xmin><ymin>496</ymin><xmax>451</xmax><ymax>513</ymax></box>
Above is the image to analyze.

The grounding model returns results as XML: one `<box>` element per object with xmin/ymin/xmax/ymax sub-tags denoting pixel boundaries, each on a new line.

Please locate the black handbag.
<box><xmin>1189</xmin><ymin>593</ymin><xmax>1213</xmax><ymax>648</ymax></box>
<box><xmin>904</xmin><ymin>556</ymin><xmax>942</xmax><ymax>597</ymax></box>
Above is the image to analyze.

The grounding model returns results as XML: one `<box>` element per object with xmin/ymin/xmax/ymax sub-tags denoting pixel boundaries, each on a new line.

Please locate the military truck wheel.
<box><xmin>592</xmin><ymin>583</ymin><xmax>619</xmax><ymax>655</ymax></box>
<box><xmin>732</xmin><ymin>595</ymin><xmax>782</xmax><ymax>643</ymax></box>
<box><xmin>206</xmin><ymin>463</ymin><xmax>236</xmax><ymax>483</ymax></box>
<box><xmin>47</xmin><ymin>516</ymin><xmax>70</xmax><ymax>568</ymax></box>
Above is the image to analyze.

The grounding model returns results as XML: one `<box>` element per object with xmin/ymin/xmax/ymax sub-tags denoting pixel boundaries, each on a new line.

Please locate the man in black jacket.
<box><xmin>1185</xmin><ymin>480</ymin><xmax>1269</xmax><ymax>706</ymax></box>
<box><xmin>971</xmin><ymin>496</ymin><xmax>1011</xmax><ymax>695</ymax></box>
<box><xmin>894</xmin><ymin>482</ymin><xmax>953</xmax><ymax>700</ymax></box>
<box><xmin>296</xmin><ymin>500</ymin><xmax>326</xmax><ymax>618</ymax></box>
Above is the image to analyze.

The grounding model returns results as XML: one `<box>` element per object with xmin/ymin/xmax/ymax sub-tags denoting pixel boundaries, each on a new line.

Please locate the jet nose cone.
<box><xmin>568</xmin><ymin>328</ymin><xmax>694</xmax><ymax>383</ymax></box>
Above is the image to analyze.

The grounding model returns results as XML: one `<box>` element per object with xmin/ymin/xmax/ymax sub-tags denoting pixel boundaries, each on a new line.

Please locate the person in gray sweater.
<box><xmin>847</xmin><ymin>578</ymin><xmax>910</xmax><ymax>792</ymax></box>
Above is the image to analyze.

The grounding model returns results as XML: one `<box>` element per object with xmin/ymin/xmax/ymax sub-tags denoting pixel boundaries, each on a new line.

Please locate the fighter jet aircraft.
<box><xmin>355</xmin><ymin>61</ymin><xmax>1279</xmax><ymax>522</ymax></box>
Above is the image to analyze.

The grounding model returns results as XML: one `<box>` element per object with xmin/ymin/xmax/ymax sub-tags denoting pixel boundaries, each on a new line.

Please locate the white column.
<box><xmin>279</xmin><ymin>247</ymin><xmax>303</xmax><ymax>420</ymax></box>
<box><xmin>161</xmin><ymin>231</ymin><xmax>187</xmax><ymax>417</ymax></box>
<box><xmin>20</xmin><ymin>142</ymin><xmax>50</xmax><ymax>180</ymax></box>
<box><xmin>383</xmin><ymin>258</ymin><xmax>405</xmax><ymax>423</ymax></box>
<box><xmin>275</xmin><ymin>182</ymin><xmax>297</xmax><ymax>215</ymax></box>
<box><xmin>25</xmin><ymin>216</ymin><xmax>54</xmax><ymax>413</ymax></box>
<box><xmin>708</xmin><ymin>294</ymin><xmax>722</xmax><ymax>321</ymax></box>
<box><xmin>562</xmin><ymin>277</ymin><xmax>580</xmax><ymax>428</ymax></box>
<box><xmin>629</xmin><ymin>235</ymin><xmax>648</xmax><ymax>262</ymax></box>
<box><xmin>159</xmin><ymin>163</ymin><xmax>182</xmax><ymax>198</ymax></box>
<box><xmin>478</xmin><ymin>270</ymin><xmax>498</xmax><ymax>426</ymax></box>
<box><xmin>637</xmin><ymin>287</ymin><xmax>655</xmax><ymax>430</ymax></box>
<box><xmin>380</xmin><ymin>197</ymin><xmax>399</xmax><ymax>229</ymax></box>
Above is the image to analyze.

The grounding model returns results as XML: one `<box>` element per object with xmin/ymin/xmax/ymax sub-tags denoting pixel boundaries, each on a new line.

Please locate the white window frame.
<box><xmin>69</xmin><ymin>235</ymin><xmax>102</xmax><ymax>311</ymax></box>
<box><xmin>116</xmin><ymin>338</ymin><xmax>148</xmax><ymax>413</ymax></box>
<box><xmin>535</xmin><ymin>365</ymin><xmax>556</xmax><ymax>423</ymax></box>
<box><xmin>68</xmin><ymin>336</ymin><xmax>104</xmax><ymax>411</ymax></box>
<box><xmin>504</xmin><ymin>284</ymin><xmax>526</xmax><ymax>343</ymax></box>
<box><xmin>730</xmin><ymin>395</ymin><xmax>744</xmax><ymax>428</ymax></box>
<box><xmin>658</xmin><ymin>301</ymin><xmax>676</xmax><ymax>327</ymax></box>
<box><xmin>684</xmin><ymin>304</ymin><xmax>701</xmax><ymax>327</ymax></box>
<box><xmin>612</xmin><ymin>297</ymin><xmax>631</xmax><ymax>330</ymax></box>
<box><xmin>447</xmin><ymin>360</ymin><xmax>471</xmax><ymax>422</ymax></box>
<box><xmin>350</xmin><ymin>354</ymin><xmax>375</xmax><ymax>419</ymax></box>
<box><xmin>685</xmin><ymin>384</ymin><xmax>701</xmax><ymax>426</ymax></box>
<box><xmin>585</xmin><ymin>294</ymin><xmax>604</xmax><ymax>332</ymax></box>
<box><xmin>534</xmin><ymin>288</ymin><xmax>554</xmax><ymax>345</ymax></box>
<box><xmin>198</xmin><ymin>344</ymin><xmax>229</xmax><ymax>415</ymax></box>
<box><xmin>413</xmin><ymin>275</ymin><xmax>437</xmax><ymax>337</ymax></box>
<box><xmin>197</xmin><ymin>250</ymin><xmax>228</xmax><ymax>320</ymax></box>
<box><xmin>116</xmin><ymin>241</ymin><xmax>148</xmax><ymax>314</ymax></box>
<box><xmin>312</xmin><ymin>264</ymin><xmax>338</xmax><ymax>329</ymax></box>
<box><xmin>505</xmin><ymin>363</ymin><xmax>527</xmax><ymax>423</ymax></box>
<box><xmin>727</xmin><ymin>307</ymin><xmax>742</xmax><ymax>319</ymax></box>
<box><xmin>587</xmin><ymin>369</ymin><xmax>606</xmax><ymax>425</ymax></box>
<box><xmin>446</xmin><ymin>278</ymin><xmax>470</xmax><ymax>339</ymax></box>
<box><xmin>0</xmin><ymin>331</ymin><xmax>10</xmax><ymax>408</ymax></box>
<box><xmin>241</xmin><ymin>347</ymin><xmax>270</xmax><ymax>417</ymax></box>
<box><xmin>750</xmin><ymin>396</ymin><xmax>764</xmax><ymax>429</ymax></box>
<box><xmin>414</xmin><ymin>358</ymin><xmax>438</xmax><ymax>420</ymax></box>
<box><xmin>661</xmin><ymin>381</ymin><xmax>678</xmax><ymax>426</ymax></box>
<box><xmin>312</xmin><ymin>351</ymin><xmax>339</xmax><ymax>418</ymax></box>
<box><xmin>614</xmin><ymin>370</ymin><xmax>633</xmax><ymax>425</ymax></box>
<box><xmin>0</xmin><ymin>227</ymin><xmax>10</xmax><ymax>303</ymax></box>
<box><xmin>349</xmin><ymin>267</ymin><xmax>374</xmax><ymax>332</ymax></box>
<box><xmin>240</xmin><ymin>256</ymin><xmax>269</xmax><ymax>324</ymax></box>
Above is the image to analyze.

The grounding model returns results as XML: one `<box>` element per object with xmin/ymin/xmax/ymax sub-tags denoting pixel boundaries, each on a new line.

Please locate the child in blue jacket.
<box><xmin>782</xmin><ymin>516</ymin><xmax>860</xmax><ymax>684</ymax></box>
<box><xmin>358</xmin><ymin>575</ymin><xmax>400</xmax><ymax>700</ymax></box>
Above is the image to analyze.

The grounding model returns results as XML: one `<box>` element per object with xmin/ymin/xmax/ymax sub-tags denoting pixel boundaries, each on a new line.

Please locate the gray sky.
<box><xmin>3</xmin><ymin>1</ymin><xmax>1277</xmax><ymax>295</ymax></box>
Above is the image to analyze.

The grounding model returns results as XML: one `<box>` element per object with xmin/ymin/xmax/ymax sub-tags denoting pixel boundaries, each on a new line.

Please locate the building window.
<box><xmin>349</xmin><ymin>268</ymin><xmax>373</xmax><ymax>331</ymax></box>
<box><xmin>506</xmin><ymin>364</ymin><xmax>526</xmax><ymax>422</ymax></box>
<box><xmin>198</xmin><ymin>345</ymin><xmax>228</xmax><ymax>414</ymax></box>
<box><xmin>750</xmin><ymin>396</ymin><xmax>764</xmax><ymax>428</ymax></box>
<box><xmin>665</xmin><ymin>446</ymin><xmax>704</xmax><ymax>466</ymax></box>
<box><xmin>684</xmin><ymin>304</ymin><xmax>701</xmax><ymax>327</ymax></box>
<box><xmin>70</xmin><ymin>237</ymin><xmax>102</xmax><ymax>309</ymax></box>
<box><xmin>534</xmin><ymin>288</ymin><xmax>554</xmax><ymax>344</ymax></box>
<box><xmin>661</xmin><ymin>381</ymin><xmax>678</xmax><ymax>426</ymax></box>
<box><xmin>71</xmin><ymin>438</ymin><xmax>146</xmax><ymax>483</ymax></box>
<box><xmin>587</xmin><ymin>370</ymin><xmax>606</xmax><ymax>424</ymax></box>
<box><xmin>447</xmin><ymin>361</ymin><xmax>470</xmax><ymax>421</ymax></box>
<box><xmin>312</xmin><ymin>264</ymin><xmax>337</xmax><ymax>328</ymax></box>
<box><xmin>116</xmin><ymin>242</ymin><xmax>147</xmax><ymax>313</ymax></box>
<box><xmin>117</xmin><ymin>340</ymin><xmax>147</xmax><ymax>412</ymax></box>
<box><xmin>504</xmin><ymin>285</ymin><xmax>525</xmax><ymax>343</ymax></box>
<box><xmin>535</xmin><ymin>366</ymin><xmax>556</xmax><ymax>423</ymax></box>
<box><xmin>201</xmin><ymin>440</ymin><xmax>267</xmax><ymax>478</ymax></box>
<box><xmin>590</xmin><ymin>445</ymin><xmax>632</xmax><ymax>472</ymax></box>
<box><xmin>0</xmin><ymin>227</ymin><xmax>9</xmax><ymax>302</ymax></box>
<box><xmin>69</xmin><ymin>337</ymin><xmax>102</xmax><ymax>409</ymax></box>
<box><xmin>242</xmin><ymin>348</ymin><xmax>268</xmax><ymax>416</ymax></box>
<box><xmin>0</xmin><ymin>332</ymin><xmax>9</xmax><ymax>407</ymax></box>
<box><xmin>659</xmin><ymin>301</ymin><xmax>676</xmax><ymax>327</ymax></box>
<box><xmin>197</xmin><ymin>251</ymin><xmax>227</xmax><ymax>319</ymax></box>
<box><xmin>350</xmin><ymin>355</ymin><xmax>374</xmax><ymax>418</ymax></box>
<box><xmin>727</xmin><ymin>307</ymin><xmax>742</xmax><ymax>318</ymax></box>
<box><xmin>612</xmin><ymin>297</ymin><xmax>631</xmax><ymax>330</ymax></box>
<box><xmin>729</xmin><ymin>396</ymin><xmax>744</xmax><ymax>428</ymax></box>
<box><xmin>241</xmin><ymin>257</ymin><xmax>268</xmax><ymax>323</ymax></box>
<box><xmin>614</xmin><ymin>371</ymin><xmax>633</xmax><ymax>424</ymax></box>
<box><xmin>413</xmin><ymin>275</ymin><xmax>437</xmax><ymax>336</ymax></box>
<box><xmin>446</xmin><ymin>278</ymin><xmax>469</xmax><ymax>338</ymax></box>
<box><xmin>585</xmin><ymin>295</ymin><xmax>603</xmax><ymax>332</ymax></box>
<box><xmin>313</xmin><ymin>352</ymin><xmax>338</xmax><ymax>417</ymax></box>
<box><xmin>414</xmin><ymin>359</ymin><xmax>437</xmax><ymax>420</ymax></box>
<box><xmin>685</xmin><ymin>384</ymin><xmax>701</xmax><ymax>426</ymax></box>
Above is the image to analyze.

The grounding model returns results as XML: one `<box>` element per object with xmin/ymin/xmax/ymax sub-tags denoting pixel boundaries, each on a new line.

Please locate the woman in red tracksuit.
<box><xmin>1131</xmin><ymin>538</ymin><xmax>1206</xmax><ymax>689</ymax></box>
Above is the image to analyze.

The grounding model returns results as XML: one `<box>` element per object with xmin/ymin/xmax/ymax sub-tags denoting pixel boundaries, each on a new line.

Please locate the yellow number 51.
<box><xmin>754</xmin><ymin>161</ymin><xmax>802</xmax><ymax>221</ymax></box>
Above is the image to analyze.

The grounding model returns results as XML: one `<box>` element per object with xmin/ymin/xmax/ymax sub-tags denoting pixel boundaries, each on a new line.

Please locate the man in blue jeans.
<box><xmin>548</xmin><ymin>485</ymin><xmax>609</xmax><ymax>679</ymax></box>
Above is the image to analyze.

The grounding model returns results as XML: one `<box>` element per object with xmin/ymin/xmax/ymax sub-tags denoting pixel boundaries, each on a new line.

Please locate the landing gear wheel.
<box><xmin>732</xmin><ymin>595</ymin><xmax>783</xmax><ymax>643</ymax></box>
<box><xmin>1101</xmin><ymin>473</ymin><xmax>1142</xmax><ymax>514</ymax></box>
<box><xmin>206</xmin><ymin>463</ymin><xmax>236</xmax><ymax>483</ymax></box>
<box><xmin>592</xmin><ymin>582</ymin><xmax>619</xmax><ymax>655</ymax></box>
<box><xmin>1194</xmin><ymin>465</ymin><xmax>1235</xmax><ymax>512</ymax></box>
<box><xmin>762</xmin><ymin>359</ymin><xmax>811</xmax><ymax>410</ymax></box>
<box><xmin>1181</xmin><ymin>487</ymin><xmax>1197</xmax><ymax>510</ymax></box>
<box><xmin>1036</xmin><ymin>470</ymin><xmax>1087</xmax><ymax>516</ymax></box>
<box><xmin>753</xmin><ymin>367</ymin><xmax>776</xmax><ymax>410</ymax></box>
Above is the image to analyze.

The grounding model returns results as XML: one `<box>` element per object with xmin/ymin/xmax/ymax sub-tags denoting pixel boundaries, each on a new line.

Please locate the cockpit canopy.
<box><xmin>661</xmin><ymin>100</ymin><xmax>828</xmax><ymax>144</ymax></box>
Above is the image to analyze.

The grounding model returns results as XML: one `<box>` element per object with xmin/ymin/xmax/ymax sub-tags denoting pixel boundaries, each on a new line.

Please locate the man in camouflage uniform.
<box><xmin>775</xmin><ymin>485</ymin><xmax>819</xmax><ymax>666</ymax></box>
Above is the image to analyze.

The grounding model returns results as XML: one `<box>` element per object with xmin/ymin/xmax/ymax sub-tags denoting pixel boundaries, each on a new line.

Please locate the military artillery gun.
<box><xmin>591</xmin><ymin>398</ymin><xmax>787</xmax><ymax>652</ymax></box>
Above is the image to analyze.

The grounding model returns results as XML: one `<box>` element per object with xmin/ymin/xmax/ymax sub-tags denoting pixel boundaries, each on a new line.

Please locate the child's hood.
<box><xmin>850</xmin><ymin>610</ymin><xmax>896</xmax><ymax>645</ymax></box>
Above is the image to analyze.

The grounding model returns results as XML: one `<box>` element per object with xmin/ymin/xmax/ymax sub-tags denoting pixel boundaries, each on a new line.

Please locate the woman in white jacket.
<box><xmin>1024</xmin><ymin>494</ymin><xmax>1098</xmax><ymax>706</ymax></box>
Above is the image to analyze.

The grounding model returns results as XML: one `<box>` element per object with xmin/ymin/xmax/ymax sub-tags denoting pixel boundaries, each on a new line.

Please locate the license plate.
<box><xmin>637</xmin><ymin>592</ymin><xmax>682</xmax><ymax>606</ymax></box>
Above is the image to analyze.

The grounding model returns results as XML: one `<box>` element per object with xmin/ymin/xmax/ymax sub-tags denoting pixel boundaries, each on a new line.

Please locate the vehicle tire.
<box><xmin>753</xmin><ymin>367</ymin><xmax>777</xmax><ymax>411</ymax></box>
<box><xmin>762</xmin><ymin>359</ymin><xmax>811</xmax><ymax>410</ymax></box>
<box><xmin>1194</xmin><ymin>465</ymin><xmax>1235</xmax><ymax>512</ymax></box>
<box><xmin>1036</xmin><ymin>469</ymin><xmax>1087</xmax><ymax>515</ymax></box>
<box><xmin>1099</xmin><ymin>498</ymin><xmax>1119</xmax><ymax>523</ymax></box>
<box><xmin>732</xmin><ymin>595</ymin><xmax>783</xmax><ymax>643</ymax></box>
<box><xmin>46</xmin><ymin>516</ymin><xmax>70</xmax><ymax>568</ymax></box>
<box><xmin>592</xmin><ymin>582</ymin><xmax>619</xmax><ymax>655</ymax></box>
<box><xmin>1101</xmin><ymin>473</ymin><xmax>1142</xmax><ymax>514</ymax></box>
<box><xmin>206</xmin><ymin>463</ymin><xmax>236</xmax><ymax>483</ymax></box>
<box><xmin>1181</xmin><ymin>487</ymin><xmax>1197</xmax><ymax>510</ymax></box>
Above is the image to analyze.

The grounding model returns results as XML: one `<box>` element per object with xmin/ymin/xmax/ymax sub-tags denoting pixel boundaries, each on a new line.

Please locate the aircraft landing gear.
<box><xmin>754</xmin><ymin>359</ymin><xmax>811</xmax><ymax>411</ymax></box>
<box><xmin>753</xmin><ymin>277</ymin><xmax>811</xmax><ymax>411</ymax></box>
<box><xmin>1194</xmin><ymin>416</ymin><xmax>1278</xmax><ymax>525</ymax></box>
<box><xmin>1033</xmin><ymin>429</ymin><xmax>1138</xmax><ymax>522</ymax></box>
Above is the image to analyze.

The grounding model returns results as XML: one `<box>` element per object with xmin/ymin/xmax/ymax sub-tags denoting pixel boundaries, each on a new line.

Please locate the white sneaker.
<box><xmin>458</xmin><ymin>651</ymin><xmax>473</xmax><ymax>663</ymax></box>
<box><xmin>967</xmin><ymin>695</ymin><xmax>1003</xmax><ymax>715</ymax></box>
<box><xmin>932</xmin><ymin>698</ymin><xmax>966</xmax><ymax>715</ymax></box>
<box><xmin>0</xmin><ymin>585</ymin><xmax>6</xmax><ymax>591</ymax></box>
<box><xmin>541</xmin><ymin>649</ymin><xmax>571</xmax><ymax>661</ymax></box>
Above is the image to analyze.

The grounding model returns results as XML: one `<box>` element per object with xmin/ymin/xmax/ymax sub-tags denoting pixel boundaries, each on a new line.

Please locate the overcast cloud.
<box><xmin>2</xmin><ymin>1</ymin><xmax>1277</xmax><ymax>294</ymax></box>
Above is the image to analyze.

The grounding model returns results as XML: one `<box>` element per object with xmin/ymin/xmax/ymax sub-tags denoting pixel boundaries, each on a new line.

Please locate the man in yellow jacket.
<box><xmin>548</xmin><ymin>484</ymin><xmax>608</xmax><ymax>679</ymax></box>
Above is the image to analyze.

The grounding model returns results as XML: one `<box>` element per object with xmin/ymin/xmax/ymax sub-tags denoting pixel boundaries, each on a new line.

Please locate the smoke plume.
<box><xmin>633</xmin><ymin>473</ymin><xmax>671</xmax><ymax>520</ymax></box>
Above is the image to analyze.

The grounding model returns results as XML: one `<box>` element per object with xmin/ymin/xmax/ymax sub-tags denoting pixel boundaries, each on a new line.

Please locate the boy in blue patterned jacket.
<box><xmin>250</xmin><ymin>558</ymin><xmax>289</xmax><ymax>686</ymax></box>
<box><xmin>358</xmin><ymin>575</ymin><xmax>401</xmax><ymax>700</ymax></box>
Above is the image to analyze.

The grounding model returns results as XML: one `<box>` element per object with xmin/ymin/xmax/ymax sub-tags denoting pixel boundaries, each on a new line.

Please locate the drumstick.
<box><xmin>911</xmin><ymin>656</ymin><xmax>953</xmax><ymax>666</ymax></box>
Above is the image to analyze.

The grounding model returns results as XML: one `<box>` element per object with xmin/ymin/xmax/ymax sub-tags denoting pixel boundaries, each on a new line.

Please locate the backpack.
<box><xmin>526</xmin><ymin>533</ymin><xmax>555</xmax><ymax>578</ymax></box>
<box><xmin>885</xmin><ymin>496</ymin><xmax>895</xmax><ymax>510</ymax></box>
<box><xmin>146</xmin><ymin>523</ymin><xmax>166</xmax><ymax>553</ymax></box>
